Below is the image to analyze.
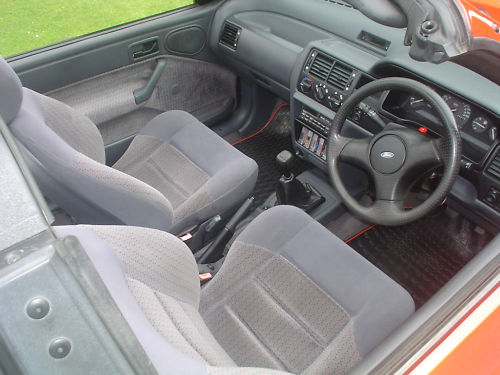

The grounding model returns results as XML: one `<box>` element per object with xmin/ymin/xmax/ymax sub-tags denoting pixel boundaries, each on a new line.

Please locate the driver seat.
<box><xmin>56</xmin><ymin>205</ymin><xmax>414</xmax><ymax>374</ymax></box>
<box><xmin>0</xmin><ymin>56</ymin><xmax>257</xmax><ymax>233</ymax></box>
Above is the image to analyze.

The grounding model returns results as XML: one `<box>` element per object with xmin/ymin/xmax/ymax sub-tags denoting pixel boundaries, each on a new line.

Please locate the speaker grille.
<box><xmin>166</xmin><ymin>26</ymin><xmax>205</xmax><ymax>55</ymax></box>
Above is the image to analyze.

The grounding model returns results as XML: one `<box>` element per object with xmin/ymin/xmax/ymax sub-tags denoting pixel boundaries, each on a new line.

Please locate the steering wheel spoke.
<box><xmin>372</xmin><ymin>171</ymin><xmax>408</xmax><ymax>201</ymax></box>
<box><xmin>338</xmin><ymin>136</ymin><xmax>372</xmax><ymax>170</ymax></box>
<box><xmin>405</xmin><ymin>136</ymin><xmax>443</xmax><ymax>171</ymax></box>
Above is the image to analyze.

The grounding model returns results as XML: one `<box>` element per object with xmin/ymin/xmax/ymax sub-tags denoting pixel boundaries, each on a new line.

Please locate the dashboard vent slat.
<box><xmin>220</xmin><ymin>22</ymin><xmax>241</xmax><ymax>50</ymax></box>
<box><xmin>489</xmin><ymin>169</ymin><xmax>500</xmax><ymax>179</ymax></box>
<box><xmin>487</xmin><ymin>151</ymin><xmax>500</xmax><ymax>180</ymax></box>
<box><xmin>327</xmin><ymin>61</ymin><xmax>354</xmax><ymax>91</ymax></box>
<box><xmin>308</xmin><ymin>50</ymin><xmax>354</xmax><ymax>92</ymax></box>
<box><xmin>309</xmin><ymin>52</ymin><xmax>334</xmax><ymax>82</ymax></box>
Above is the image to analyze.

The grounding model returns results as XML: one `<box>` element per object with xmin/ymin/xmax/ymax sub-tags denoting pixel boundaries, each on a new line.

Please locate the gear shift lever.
<box><xmin>276</xmin><ymin>150</ymin><xmax>294</xmax><ymax>179</ymax></box>
<box><xmin>275</xmin><ymin>150</ymin><xmax>324</xmax><ymax>210</ymax></box>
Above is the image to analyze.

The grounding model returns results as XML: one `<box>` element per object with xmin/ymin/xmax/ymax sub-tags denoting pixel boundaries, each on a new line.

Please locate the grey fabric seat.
<box><xmin>0</xmin><ymin>56</ymin><xmax>257</xmax><ymax>233</ymax></box>
<box><xmin>55</xmin><ymin>205</ymin><xmax>414</xmax><ymax>375</ymax></box>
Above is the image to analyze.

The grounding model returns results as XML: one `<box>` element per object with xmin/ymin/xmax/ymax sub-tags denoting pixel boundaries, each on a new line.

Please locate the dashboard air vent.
<box><xmin>308</xmin><ymin>50</ymin><xmax>354</xmax><ymax>91</ymax></box>
<box><xmin>487</xmin><ymin>150</ymin><xmax>500</xmax><ymax>180</ymax></box>
<box><xmin>327</xmin><ymin>61</ymin><xmax>354</xmax><ymax>91</ymax></box>
<box><xmin>309</xmin><ymin>52</ymin><xmax>334</xmax><ymax>82</ymax></box>
<box><xmin>220</xmin><ymin>22</ymin><xmax>241</xmax><ymax>50</ymax></box>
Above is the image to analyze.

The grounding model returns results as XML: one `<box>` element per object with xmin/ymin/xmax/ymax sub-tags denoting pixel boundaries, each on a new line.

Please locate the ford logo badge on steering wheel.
<box><xmin>380</xmin><ymin>151</ymin><xmax>395</xmax><ymax>159</ymax></box>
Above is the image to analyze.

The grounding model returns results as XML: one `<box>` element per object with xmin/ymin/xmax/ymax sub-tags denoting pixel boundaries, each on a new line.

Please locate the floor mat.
<box><xmin>326</xmin><ymin>196</ymin><xmax>374</xmax><ymax>241</ymax></box>
<box><xmin>232</xmin><ymin>105</ymin><xmax>309</xmax><ymax>207</ymax></box>
<box><xmin>347</xmin><ymin>207</ymin><xmax>492</xmax><ymax>309</ymax></box>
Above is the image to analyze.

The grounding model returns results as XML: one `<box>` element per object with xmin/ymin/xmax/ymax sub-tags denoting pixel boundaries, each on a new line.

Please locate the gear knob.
<box><xmin>276</xmin><ymin>150</ymin><xmax>294</xmax><ymax>178</ymax></box>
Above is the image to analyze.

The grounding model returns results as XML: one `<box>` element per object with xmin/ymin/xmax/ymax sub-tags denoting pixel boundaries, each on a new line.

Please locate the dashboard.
<box><xmin>209</xmin><ymin>0</ymin><xmax>500</xmax><ymax>231</ymax></box>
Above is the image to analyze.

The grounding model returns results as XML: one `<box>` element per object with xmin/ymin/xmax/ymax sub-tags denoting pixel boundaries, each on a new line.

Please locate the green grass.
<box><xmin>0</xmin><ymin>0</ymin><xmax>192</xmax><ymax>57</ymax></box>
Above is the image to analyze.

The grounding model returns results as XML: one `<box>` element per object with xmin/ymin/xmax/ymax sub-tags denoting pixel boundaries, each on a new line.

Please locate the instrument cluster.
<box><xmin>405</xmin><ymin>92</ymin><xmax>497</xmax><ymax>140</ymax></box>
<box><xmin>381</xmin><ymin>88</ymin><xmax>498</xmax><ymax>161</ymax></box>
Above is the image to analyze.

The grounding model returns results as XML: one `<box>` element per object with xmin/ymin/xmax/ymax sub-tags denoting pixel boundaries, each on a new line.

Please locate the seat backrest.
<box><xmin>32</xmin><ymin>89</ymin><xmax>106</xmax><ymax>163</ymax></box>
<box><xmin>0</xmin><ymin>56</ymin><xmax>174</xmax><ymax>230</ymax></box>
<box><xmin>54</xmin><ymin>224</ymin><xmax>294</xmax><ymax>375</ymax></box>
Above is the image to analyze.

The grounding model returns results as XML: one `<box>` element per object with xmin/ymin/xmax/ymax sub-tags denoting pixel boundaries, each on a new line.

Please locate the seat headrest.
<box><xmin>0</xmin><ymin>56</ymin><xmax>23</xmax><ymax>124</ymax></box>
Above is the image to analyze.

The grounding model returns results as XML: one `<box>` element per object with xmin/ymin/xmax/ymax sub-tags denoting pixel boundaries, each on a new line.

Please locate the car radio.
<box><xmin>295</xmin><ymin>108</ymin><xmax>333</xmax><ymax>161</ymax></box>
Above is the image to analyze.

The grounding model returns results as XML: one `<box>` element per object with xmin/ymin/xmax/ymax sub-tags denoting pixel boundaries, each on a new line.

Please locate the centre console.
<box><xmin>292</xmin><ymin>49</ymin><xmax>373</xmax><ymax>169</ymax></box>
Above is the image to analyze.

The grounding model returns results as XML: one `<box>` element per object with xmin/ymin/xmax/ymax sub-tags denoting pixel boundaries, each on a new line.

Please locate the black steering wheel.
<box><xmin>326</xmin><ymin>77</ymin><xmax>461</xmax><ymax>226</ymax></box>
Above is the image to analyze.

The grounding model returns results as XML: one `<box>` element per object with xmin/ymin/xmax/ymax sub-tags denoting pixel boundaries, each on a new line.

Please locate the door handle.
<box><xmin>133</xmin><ymin>40</ymin><xmax>159</xmax><ymax>59</ymax></box>
<box><xmin>129</xmin><ymin>37</ymin><xmax>160</xmax><ymax>61</ymax></box>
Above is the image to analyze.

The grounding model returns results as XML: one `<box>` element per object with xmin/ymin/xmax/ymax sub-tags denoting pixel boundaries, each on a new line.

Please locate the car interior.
<box><xmin>0</xmin><ymin>0</ymin><xmax>499</xmax><ymax>374</ymax></box>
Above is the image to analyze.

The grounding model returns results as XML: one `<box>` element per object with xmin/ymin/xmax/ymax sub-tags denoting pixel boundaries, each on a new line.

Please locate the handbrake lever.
<box><xmin>197</xmin><ymin>197</ymin><xmax>254</xmax><ymax>264</ymax></box>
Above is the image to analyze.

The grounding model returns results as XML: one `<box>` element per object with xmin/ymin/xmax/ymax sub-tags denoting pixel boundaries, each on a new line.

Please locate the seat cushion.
<box><xmin>113</xmin><ymin>110</ymin><xmax>258</xmax><ymax>233</ymax></box>
<box><xmin>200</xmin><ymin>205</ymin><xmax>414</xmax><ymax>374</ymax></box>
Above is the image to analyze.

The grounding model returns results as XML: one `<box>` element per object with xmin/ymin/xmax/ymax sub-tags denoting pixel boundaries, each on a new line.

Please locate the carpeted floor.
<box><xmin>347</xmin><ymin>206</ymin><xmax>492</xmax><ymax>309</ymax></box>
<box><xmin>230</xmin><ymin>105</ymin><xmax>309</xmax><ymax>207</ymax></box>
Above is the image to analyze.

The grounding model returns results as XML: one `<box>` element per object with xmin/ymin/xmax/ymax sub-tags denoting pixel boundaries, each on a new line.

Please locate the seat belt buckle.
<box><xmin>199</xmin><ymin>273</ymin><xmax>213</xmax><ymax>285</ymax></box>
<box><xmin>179</xmin><ymin>232</ymin><xmax>193</xmax><ymax>243</ymax></box>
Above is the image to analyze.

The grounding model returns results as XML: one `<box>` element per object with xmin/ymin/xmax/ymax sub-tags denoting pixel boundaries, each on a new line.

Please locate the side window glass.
<box><xmin>0</xmin><ymin>1</ymin><xmax>193</xmax><ymax>57</ymax></box>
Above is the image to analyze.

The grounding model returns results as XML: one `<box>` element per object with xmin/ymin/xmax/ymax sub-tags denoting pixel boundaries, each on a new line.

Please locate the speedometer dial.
<box><xmin>442</xmin><ymin>94</ymin><xmax>471</xmax><ymax>129</ymax></box>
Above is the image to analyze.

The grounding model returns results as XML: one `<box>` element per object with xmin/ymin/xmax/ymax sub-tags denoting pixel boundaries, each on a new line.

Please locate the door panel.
<box><xmin>8</xmin><ymin>3</ymin><xmax>222</xmax><ymax>92</ymax></box>
<box><xmin>6</xmin><ymin>2</ymin><xmax>238</xmax><ymax>163</ymax></box>
<box><xmin>46</xmin><ymin>55</ymin><xmax>236</xmax><ymax>146</ymax></box>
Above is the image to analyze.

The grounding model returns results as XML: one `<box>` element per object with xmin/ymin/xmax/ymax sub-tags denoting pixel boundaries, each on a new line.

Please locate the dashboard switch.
<box><xmin>299</xmin><ymin>76</ymin><xmax>313</xmax><ymax>93</ymax></box>
<box><xmin>489</xmin><ymin>127</ymin><xmax>497</xmax><ymax>141</ymax></box>
<box><xmin>328</xmin><ymin>91</ymin><xmax>343</xmax><ymax>110</ymax></box>
<box><xmin>315</xmin><ymin>84</ymin><xmax>327</xmax><ymax>101</ymax></box>
<box><xmin>483</xmin><ymin>187</ymin><xmax>500</xmax><ymax>211</ymax></box>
